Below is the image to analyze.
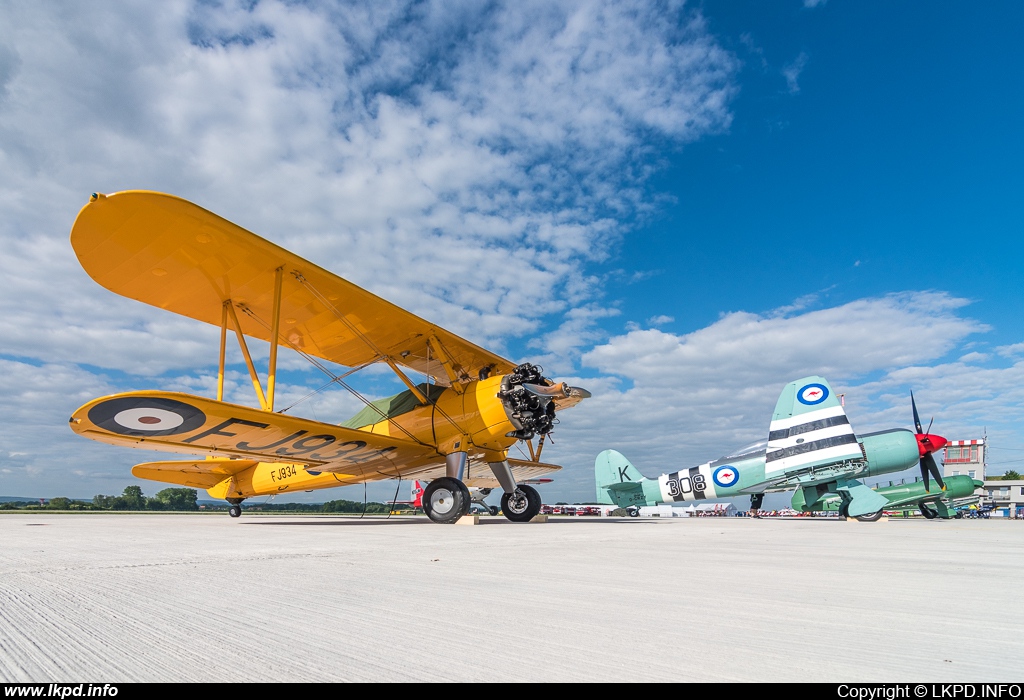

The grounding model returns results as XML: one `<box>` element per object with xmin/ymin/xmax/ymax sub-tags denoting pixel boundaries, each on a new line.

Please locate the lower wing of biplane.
<box><xmin>69</xmin><ymin>191</ymin><xmax>588</xmax><ymax>523</ymax></box>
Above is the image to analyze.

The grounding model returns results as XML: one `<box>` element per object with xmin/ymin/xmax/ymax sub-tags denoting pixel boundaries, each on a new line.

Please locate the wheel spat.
<box><xmin>911</xmin><ymin>391</ymin><xmax>947</xmax><ymax>493</ymax></box>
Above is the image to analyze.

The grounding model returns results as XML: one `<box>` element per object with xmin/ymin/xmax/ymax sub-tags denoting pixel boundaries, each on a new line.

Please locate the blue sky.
<box><xmin>608</xmin><ymin>0</ymin><xmax>1024</xmax><ymax>344</ymax></box>
<box><xmin>0</xmin><ymin>0</ymin><xmax>1022</xmax><ymax>503</ymax></box>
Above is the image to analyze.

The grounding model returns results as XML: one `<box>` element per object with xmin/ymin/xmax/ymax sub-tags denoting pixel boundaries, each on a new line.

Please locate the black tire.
<box><xmin>228</xmin><ymin>505</ymin><xmax>242</xmax><ymax>518</ymax></box>
<box><xmin>628</xmin><ymin>507</ymin><xmax>640</xmax><ymax>518</ymax></box>
<box><xmin>838</xmin><ymin>502</ymin><xmax>850</xmax><ymax>518</ymax></box>
<box><xmin>422</xmin><ymin>477</ymin><xmax>470</xmax><ymax>524</ymax></box>
<box><xmin>488</xmin><ymin>506</ymin><xmax>499</xmax><ymax>516</ymax></box>
<box><xmin>501</xmin><ymin>484</ymin><xmax>542</xmax><ymax>522</ymax></box>
<box><xmin>920</xmin><ymin>503</ymin><xmax>939</xmax><ymax>520</ymax></box>
<box><xmin>855</xmin><ymin>509</ymin><xmax>884</xmax><ymax>522</ymax></box>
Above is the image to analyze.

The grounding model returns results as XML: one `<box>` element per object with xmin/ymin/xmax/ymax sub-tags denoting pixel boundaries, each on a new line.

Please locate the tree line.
<box><xmin>0</xmin><ymin>485</ymin><xmax>408</xmax><ymax>514</ymax></box>
<box><xmin>0</xmin><ymin>486</ymin><xmax>199</xmax><ymax>511</ymax></box>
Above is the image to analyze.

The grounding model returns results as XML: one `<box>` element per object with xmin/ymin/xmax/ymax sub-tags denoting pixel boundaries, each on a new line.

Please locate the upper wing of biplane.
<box><xmin>70</xmin><ymin>191</ymin><xmax>516</xmax><ymax>385</ymax></box>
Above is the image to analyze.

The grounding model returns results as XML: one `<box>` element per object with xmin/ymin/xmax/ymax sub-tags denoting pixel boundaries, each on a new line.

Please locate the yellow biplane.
<box><xmin>68</xmin><ymin>191</ymin><xmax>590</xmax><ymax>523</ymax></box>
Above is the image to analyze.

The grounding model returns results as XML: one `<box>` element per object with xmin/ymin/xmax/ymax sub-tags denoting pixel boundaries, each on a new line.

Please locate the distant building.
<box><xmin>980</xmin><ymin>480</ymin><xmax>1024</xmax><ymax>519</ymax></box>
<box><xmin>943</xmin><ymin>439</ymin><xmax>985</xmax><ymax>481</ymax></box>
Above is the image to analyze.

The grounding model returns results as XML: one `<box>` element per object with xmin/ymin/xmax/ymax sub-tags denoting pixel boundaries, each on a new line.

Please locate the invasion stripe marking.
<box><xmin>765</xmin><ymin>434</ymin><xmax>860</xmax><ymax>463</ymax></box>
<box><xmin>769</xmin><ymin>415</ymin><xmax>851</xmax><ymax>441</ymax></box>
<box><xmin>690</xmin><ymin>465</ymin><xmax>707</xmax><ymax>500</ymax></box>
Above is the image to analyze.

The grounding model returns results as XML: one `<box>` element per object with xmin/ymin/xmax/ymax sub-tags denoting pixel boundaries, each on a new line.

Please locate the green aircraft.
<box><xmin>596</xmin><ymin>375</ymin><xmax>964</xmax><ymax>522</ymax></box>
<box><xmin>801</xmin><ymin>475</ymin><xmax>982</xmax><ymax>519</ymax></box>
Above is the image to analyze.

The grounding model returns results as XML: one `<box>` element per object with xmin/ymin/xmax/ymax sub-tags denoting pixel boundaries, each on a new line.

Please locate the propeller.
<box><xmin>911</xmin><ymin>390</ymin><xmax>948</xmax><ymax>492</ymax></box>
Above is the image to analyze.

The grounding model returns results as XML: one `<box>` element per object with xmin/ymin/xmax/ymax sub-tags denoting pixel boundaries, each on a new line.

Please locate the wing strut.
<box><xmin>427</xmin><ymin>334</ymin><xmax>469</xmax><ymax>393</ymax></box>
<box><xmin>266</xmin><ymin>266</ymin><xmax>284</xmax><ymax>411</ymax></box>
<box><xmin>226</xmin><ymin>301</ymin><xmax>269</xmax><ymax>410</ymax></box>
<box><xmin>217</xmin><ymin>302</ymin><xmax>227</xmax><ymax>401</ymax></box>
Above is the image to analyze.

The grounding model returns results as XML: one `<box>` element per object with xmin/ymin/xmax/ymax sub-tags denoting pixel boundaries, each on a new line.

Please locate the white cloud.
<box><xmin>803</xmin><ymin>0</ymin><xmax>827</xmax><ymax>7</ymax></box>
<box><xmin>997</xmin><ymin>342</ymin><xmax>1024</xmax><ymax>358</ymax></box>
<box><xmin>783</xmin><ymin>51</ymin><xmax>809</xmax><ymax>94</ymax></box>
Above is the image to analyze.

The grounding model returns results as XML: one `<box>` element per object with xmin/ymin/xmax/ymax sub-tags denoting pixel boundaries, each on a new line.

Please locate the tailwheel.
<box><xmin>501</xmin><ymin>484</ymin><xmax>542</xmax><ymax>522</ymax></box>
<box><xmin>855</xmin><ymin>509</ymin><xmax>884</xmax><ymax>522</ymax></box>
<box><xmin>919</xmin><ymin>503</ymin><xmax>939</xmax><ymax>520</ymax></box>
<box><xmin>488</xmin><ymin>506</ymin><xmax>499</xmax><ymax>516</ymax></box>
<box><xmin>422</xmin><ymin>477</ymin><xmax>471</xmax><ymax>524</ymax></box>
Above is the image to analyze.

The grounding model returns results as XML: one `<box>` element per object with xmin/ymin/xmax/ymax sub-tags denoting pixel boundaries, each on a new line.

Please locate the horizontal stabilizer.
<box><xmin>132</xmin><ymin>458</ymin><xmax>258</xmax><ymax>489</ymax></box>
<box><xmin>605</xmin><ymin>481</ymin><xmax>643</xmax><ymax>492</ymax></box>
<box><xmin>765</xmin><ymin>376</ymin><xmax>863</xmax><ymax>478</ymax></box>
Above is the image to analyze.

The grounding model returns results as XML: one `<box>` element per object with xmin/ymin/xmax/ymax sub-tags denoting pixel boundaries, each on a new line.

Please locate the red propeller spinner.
<box><xmin>911</xmin><ymin>391</ymin><xmax>947</xmax><ymax>492</ymax></box>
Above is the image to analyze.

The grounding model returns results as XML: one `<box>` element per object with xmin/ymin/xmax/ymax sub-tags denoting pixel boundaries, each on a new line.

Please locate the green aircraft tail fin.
<box><xmin>595</xmin><ymin>449</ymin><xmax>646</xmax><ymax>504</ymax></box>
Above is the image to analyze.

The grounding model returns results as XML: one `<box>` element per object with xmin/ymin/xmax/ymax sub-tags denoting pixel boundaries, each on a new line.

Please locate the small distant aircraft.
<box><xmin>68</xmin><ymin>191</ymin><xmax>590</xmax><ymax>524</ymax></box>
<box><xmin>596</xmin><ymin>376</ymin><xmax>954</xmax><ymax>522</ymax></box>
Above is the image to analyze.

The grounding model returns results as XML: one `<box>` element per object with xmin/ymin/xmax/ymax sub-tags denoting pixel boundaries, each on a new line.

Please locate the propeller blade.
<box><xmin>926</xmin><ymin>417</ymin><xmax>934</xmax><ymax>435</ymax></box>
<box><xmin>521</xmin><ymin>382</ymin><xmax>570</xmax><ymax>398</ymax></box>
<box><xmin>522</xmin><ymin>382</ymin><xmax>592</xmax><ymax>400</ymax></box>
<box><xmin>911</xmin><ymin>390</ymin><xmax>923</xmax><ymax>434</ymax></box>
<box><xmin>921</xmin><ymin>452</ymin><xmax>946</xmax><ymax>492</ymax></box>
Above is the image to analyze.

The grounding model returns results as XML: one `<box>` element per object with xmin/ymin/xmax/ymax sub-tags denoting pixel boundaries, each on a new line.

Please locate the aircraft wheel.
<box><xmin>628</xmin><ymin>506</ymin><xmax>640</xmax><ymax>518</ymax></box>
<box><xmin>502</xmin><ymin>484</ymin><xmax>542</xmax><ymax>522</ymax></box>
<box><xmin>838</xmin><ymin>502</ymin><xmax>850</xmax><ymax>518</ymax></box>
<box><xmin>855</xmin><ymin>509</ymin><xmax>884</xmax><ymax>522</ymax></box>
<box><xmin>228</xmin><ymin>505</ymin><xmax>242</xmax><ymax>518</ymax></box>
<box><xmin>488</xmin><ymin>505</ymin><xmax>499</xmax><ymax>516</ymax></box>
<box><xmin>422</xmin><ymin>477</ymin><xmax>470</xmax><ymax>524</ymax></box>
<box><xmin>920</xmin><ymin>503</ymin><xmax>939</xmax><ymax>520</ymax></box>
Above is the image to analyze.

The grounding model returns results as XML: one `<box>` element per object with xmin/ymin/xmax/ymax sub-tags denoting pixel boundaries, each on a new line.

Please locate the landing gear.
<box><xmin>920</xmin><ymin>503</ymin><xmax>939</xmax><ymax>520</ymax></box>
<box><xmin>501</xmin><ymin>484</ymin><xmax>542</xmax><ymax>522</ymax></box>
<box><xmin>838</xmin><ymin>502</ymin><xmax>850</xmax><ymax>518</ymax></box>
<box><xmin>422</xmin><ymin>477</ymin><xmax>471</xmax><ymax>524</ymax></box>
<box><xmin>488</xmin><ymin>505</ymin><xmax>499</xmax><ymax>516</ymax></box>
<box><xmin>855</xmin><ymin>509</ymin><xmax>884</xmax><ymax>522</ymax></box>
<box><xmin>227</xmin><ymin>499</ymin><xmax>244</xmax><ymax>518</ymax></box>
<box><xmin>627</xmin><ymin>506</ymin><xmax>641</xmax><ymax>518</ymax></box>
<box><xmin>750</xmin><ymin>493</ymin><xmax>764</xmax><ymax>518</ymax></box>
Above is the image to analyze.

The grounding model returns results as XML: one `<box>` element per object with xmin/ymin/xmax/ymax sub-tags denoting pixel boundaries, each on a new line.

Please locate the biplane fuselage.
<box><xmin>68</xmin><ymin>191</ymin><xmax>588</xmax><ymax>522</ymax></box>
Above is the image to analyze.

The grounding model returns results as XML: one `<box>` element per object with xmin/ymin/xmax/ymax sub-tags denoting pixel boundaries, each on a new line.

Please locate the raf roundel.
<box><xmin>87</xmin><ymin>397</ymin><xmax>206</xmax><ymax>437</ymax></box>
<box><xmin>713</xmin><ymin>465</ymin><xmax>740</xmax><ymax>488</ymax></box>
<box><xmin>797</xmin><ymin>383</ymin><xmax>829</xmax><ymax>406</ymax></box>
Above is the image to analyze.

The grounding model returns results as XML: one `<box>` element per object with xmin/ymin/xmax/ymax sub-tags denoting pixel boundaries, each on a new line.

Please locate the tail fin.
<box><xmin>765</xmin><ymin>376</ymin><xmax>862</xmax><ymax>477</ymax></box>
<box><xmin>595</xmin><ymin>449</ymin><xmax>646</xmax><ymax>504</ymax></box>
<box><xmin>411</xmin><ymin>481</ymin><xmax>424</xmax><ymax>509</ymax></box>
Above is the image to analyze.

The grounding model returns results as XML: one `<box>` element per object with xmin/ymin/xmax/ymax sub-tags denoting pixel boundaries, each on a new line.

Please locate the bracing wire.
<box><xmin>386</xmin><ymin>473</ymin><xmax>403</xmax><ymax>520</ymax></box>
<box><xmin>235</xmin><ymin>305</ymin><xmax>427</xmax><ymax>445</ymax></box>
